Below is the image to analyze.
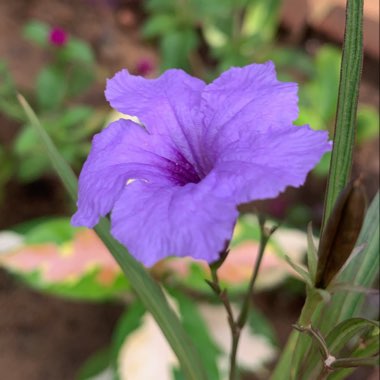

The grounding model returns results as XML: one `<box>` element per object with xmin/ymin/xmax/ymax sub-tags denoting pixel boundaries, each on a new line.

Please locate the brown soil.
<box><xmin>0</xmin><ymin>269</ymin><xmax>123</xmax><ymax>380</ymax></box>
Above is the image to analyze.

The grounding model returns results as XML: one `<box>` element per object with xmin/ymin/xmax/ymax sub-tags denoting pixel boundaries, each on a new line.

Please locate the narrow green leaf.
<box><xmin>17</xmin><ymin>94</ymin><xmax>208</xmax><ymax>380</ymax></box>
<box><xmin>317</xmin><ymin>193</ymin><xmax>379</xmax><ymax>330</ymax></box>
<box><xmin>171</xmin><ymin>291</ymin><xmax>220</xmax><ymax>379</ymax></box>
<box><xmin>321</xmin><ymin>0</ymin><xmax>363</xmax><ymax>229</ymax></box>
<box><xmin>327</xmin><ymin>335</ymin><xmax>379</xmax><ymax>380</ymax></box>
<box><xmin>331</xmin><ymin>355</ymin><xmax>379</xmax><ymax>369</ymax></box>
<box><xmin>272</xmin><ymin>194</ymin><xmax>379</xmax><ymax>380</ymax></box>
<box><xmin>269</xmin><ymin>332</ymin><xmax>299</xmax><ymax>380</ymax></box>
<box><xmin>326</xmin><ymin>318</ymin><xmax>379</xmax><ymax>355</ymax></box>
<box><xmin>17</xmin><ymin>95</ymin><xmax>78</xmax><ymax>200</ymax></box>
<box><xmin>284</xmin><ymin>255</ymin><xmax>313</xmax><ymax>287</ymax></box>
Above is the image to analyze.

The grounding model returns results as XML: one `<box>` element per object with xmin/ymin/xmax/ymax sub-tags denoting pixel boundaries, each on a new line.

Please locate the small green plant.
<box><xmin>142</xmin><ymin>0</ymin><xmax>282</xmax><ymax>76</ymax></box>
<box><xmin>0</xmin><ymin>21</ymin><xmax>106</xmax><ymax>183</ymax></box>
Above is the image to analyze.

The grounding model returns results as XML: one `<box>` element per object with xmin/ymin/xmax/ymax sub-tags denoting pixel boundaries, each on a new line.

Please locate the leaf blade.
<box><xmin>18</xmin><ymin>94</ymin><xmax>208</xmax><ymax>380</ymax></box>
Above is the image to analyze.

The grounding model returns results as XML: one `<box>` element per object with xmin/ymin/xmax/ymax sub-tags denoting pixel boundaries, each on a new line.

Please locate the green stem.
<box><xmin>298</xmin><ymin>287</ymin><xmax>323</xmax><ymax>327</ymax></box>
<box><xmin>291</xmin><ymin>289</ymin><xmax>325</xmax><ymax>378</ymax></box>
<box><xmin>316</xmin><ymin>367</ymin><xmax>331</xmax><ymax>380</ymax></box>
<box><xmin>210</xmin><ymin>265</ymin><xmax>239</xmax><ymax>380</ymax></box>
<box><xmin>237</xmin><ymin>225</ymin><xmax>272</xmax><ymax>328</ymax></box>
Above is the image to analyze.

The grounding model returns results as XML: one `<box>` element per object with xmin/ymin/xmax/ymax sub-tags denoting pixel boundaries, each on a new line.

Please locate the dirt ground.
<box><xmin>0</xmin><ymin>1</ymin><xmax>378</xmax><ymax>379</ymax></box>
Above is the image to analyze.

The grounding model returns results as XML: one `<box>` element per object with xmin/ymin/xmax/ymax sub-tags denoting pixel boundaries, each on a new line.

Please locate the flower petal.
<box><xmin>200</xmin><ymin>62</ymin><xmax>298</xmax><ymax>140</ymax></box>
<box><xmin>110</xmin><ymin>177</ymin><xmax>238</xmax><ymax>266</ymax></box>
<box><xmin>105</xmin><ymin>69</ymin><xmax>207</xmax><ymax>174</ymax></box>
<box><xmin>213</xmin><ymin>125</ymin><xmax>331</xmax><ymax>203</ymax></box>
<box><xmin>72</xmin><ymin>118</ymin><xmax>184</xmax><ymax>228</ymax></box>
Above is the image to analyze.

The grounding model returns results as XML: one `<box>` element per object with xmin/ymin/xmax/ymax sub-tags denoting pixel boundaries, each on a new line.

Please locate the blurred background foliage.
<box><xmin>0</xmin><ymin>1</ymin><xmax>378</xmax><ymax>379</ymax></box>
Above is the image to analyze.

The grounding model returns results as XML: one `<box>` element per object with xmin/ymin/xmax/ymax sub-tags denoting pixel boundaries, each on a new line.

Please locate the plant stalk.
<box><xmin>209</xmin><ymin>217</ymin><xmax>274</xmax><ymax>380</ymax></box>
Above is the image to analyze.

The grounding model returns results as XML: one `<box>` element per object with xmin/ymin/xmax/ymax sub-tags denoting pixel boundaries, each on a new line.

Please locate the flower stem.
<box><xmin>298</xmin><ymin>287</ymin><xmax>324</xmax><ymax>327</ymax></box>
<box><xmin>290</xmin><ymin>289</ymin><xmax>324</xmax><ymax>378</ymax></box>
<box><xmin>208</xmin><ymin>216</ymin><xmax>275</xmax><ymax>380</ymax></box>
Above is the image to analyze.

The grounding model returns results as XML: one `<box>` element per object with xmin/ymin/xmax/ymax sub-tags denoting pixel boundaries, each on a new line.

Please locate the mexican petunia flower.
<box><xmin>72</xmin><ymin>62</ymin><xmax>331</xmax><ymax>266</ymax></box>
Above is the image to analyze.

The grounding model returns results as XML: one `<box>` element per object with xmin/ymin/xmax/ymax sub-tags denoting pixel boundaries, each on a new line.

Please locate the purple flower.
<box><xmin>49</xmin><ymin>27</ymin><xmax>68</xmax><ymax>47</ymax></box>
<box><xmin>72</xmin><ymin>62</ymin><xmax>331</xmax><ymax>266</ymax></box>
<box><xmin>136</xmin><ymin>58</ymin><xmax>155</xmax><ymax>77</ymax></box>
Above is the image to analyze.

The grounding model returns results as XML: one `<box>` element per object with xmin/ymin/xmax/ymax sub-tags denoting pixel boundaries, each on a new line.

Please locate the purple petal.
<box><xmin>110</xmin><ymin>176</ymin><xmax>238</xmax><ymax>266</ymax></box>
<box><xmin>72</xmin><ymin>118</ymin><xmax>190</xmax><ymax>227</ymax></box>
<box><xmin>200</xmin><ymin>62</ymin><xmax>298</xmax><ymax>142</ymax></box>
<box><xmin>105</xmin><ymin>69</ymin><xmax>207</xmax><ymax>174</ymax></box>
<box><xmin>212</xmin><ymin>125</ymin><xmax>331</xmax><ymax>203</ymax></box>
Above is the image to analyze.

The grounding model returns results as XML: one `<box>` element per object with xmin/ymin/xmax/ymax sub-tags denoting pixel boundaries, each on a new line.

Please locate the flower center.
<box><xmin>165</xmin><ymin>151</ymin><xmax>202</xmax><ymax>186</ymax></box>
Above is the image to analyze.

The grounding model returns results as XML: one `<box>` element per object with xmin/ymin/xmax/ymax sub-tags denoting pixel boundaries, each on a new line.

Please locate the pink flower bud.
<box><xmin>49</xmin><ymin>27</ymin><xmax>68</xmax><ymax>47</ymax></box>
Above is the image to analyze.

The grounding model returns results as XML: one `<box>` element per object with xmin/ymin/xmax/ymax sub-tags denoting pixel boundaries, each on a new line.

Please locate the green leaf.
<box><xmin>313</xmin><ymin>46</ymin><xmax>341</xmax><ymax>123</ymax></box>
<box><xmin>65</xmin><ymin>65</ymin><xmax>95</xmax><ymax>97</ymax></box>
<box><xmin>356</xmin><ymin>105</ymin><xmax>379</xmax><ymax>144</ymax></box>
<box><xmin>142</xmin><ymin>14</ymin><xmax>178</xmax><ymax>38</ymax></box>
<box><xmin>18</xmin><ymin>94</ymin><xmax>208</xmax><ymax>380</ymax></box>
<box><xmin>23</xmin><ymin>21</ymin><xmax>49</xmax><ymax>46</ymax></box>
<box><xmin>76</xmin><ymin>347</ymin><xmax>113</xmax><ymax>380</ymax></box>
<box><xmin>23</xmin><ymin>217</ymin><xmax>76</xmax><ymax>245</ymax></box>
<box><xmin>14</xmin><ymin>125</ymin><xmax>38</xmax><ymax>154</ymax></box>
<box><xmin>326</xmin><ymin>318</ymin><xmax>379</xmax><ymax>355</ymax></box>
<box><xmin>304</xmin><ymin>318</ymin><xmax>379</xmax><ymax>379</ymax></box>
<box><xmin>317</xmin><ymin>193</ymin><xmax>379</xmax><ymax>327</ymax></box>
<box><xmin>144</xmin><ymin>0</ymin><xmax>175</xmax><ymax>13</ymax></box>
<box><xmin>327</xmin><ymin>335</ymin><xmax>379</xmax><ymax>380</ymax></box>
<box><xmin>242</xmin><ymin>0</ymin><xmax>281</xmax><ymax>44</ymax></box>
<box><xmin>17</xmin><ymin>155</ymin><xmax>50</xmax><ymax>182</ymax></box>
<box><xmin>36</xmin><ymin>66</ymin><xmax>66</xmax><ymax>110</ymax></box>
<box><xmin>296</xmin><ymin>46</ymin><xmax>341</xmax><ymax>131</ymax></box>
<box><xmin>248</xmin><ymin>307</ymin><xmax>278</xmax><ymax>346</ymax></box>
<box><xmin>57</xmin><ymin>106</ymin><xmax>94</xmax><ymax>130</ymax></box>
<box><xmin>7</xmin><ymin>268</ymin><xmax>130</xmax><ymax>302</ymax></box>
<box><xmin>0</xmin><ymin>61</ymin><xmax>25</xmax><ymax>121</ymax></box>
<box><xmin>284</xmin><ymin>255</ymin><xmax>313</xmax><ymax>287</ymax></box>
<box><xmin>321</xmin><ymin>0</ymin><xmax>364</xmax><ymax>229</ymax></box>
<box><xmin>59</xmin><ymin>39</ymin><xmax>94</xmax><ymax>65</ymax></box>
<box><xmin>160</xmin><ymin>29</ymin><xmax>198</xmax><ymax>71</ymax></box>
<box><xmin>313</xmin><ymin>151</ymin><xmax>331</xmax><ymax>177</ymax></box>
<box><xmin>112</xmin><ymin>302</ymin><xmax>146</xmax><ymax>358</ymax></box>
<box><xmin>269</xmin><ymin>48</ymin><xmax>314</xmax><ymax>77</ymax></box>
<box><xmin>171</xmin><ymin>291</ymin><xmax>220</xmax><ymax>379</ymax></box>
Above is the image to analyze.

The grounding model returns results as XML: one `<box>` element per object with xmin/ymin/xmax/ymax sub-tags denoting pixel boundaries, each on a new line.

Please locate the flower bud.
<box><xmin>315</xmin><ymin>179</ymin><xmax>367</xmax><ymax>289</ymax></box>
<box><xmin>49</xmin><ymin>27</ymin><xmax>68</xmax><ymax>47</ymax></box>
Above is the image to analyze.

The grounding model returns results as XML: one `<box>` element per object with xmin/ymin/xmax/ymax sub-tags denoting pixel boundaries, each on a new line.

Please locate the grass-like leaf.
<box><xmin>321</xmin><ymin>0</ymin><xmax>363</xmax><ymax>229</ymax></box>
<box><xmin>17</xmin><ymin>94</ymin><xmax>208</xmax><ymax>380</ymax></box>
